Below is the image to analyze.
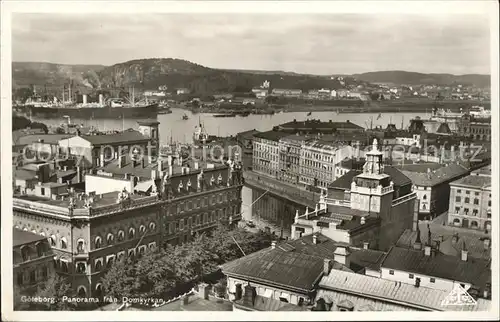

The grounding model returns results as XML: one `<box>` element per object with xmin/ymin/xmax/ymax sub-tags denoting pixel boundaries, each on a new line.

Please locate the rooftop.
<box><xmin>450</xmin><ymin>175</ymin><xmax>491</xmax><ymax>189</ymax></box>
<box><xmin>253</xmin><ymin>130</ymin><xmax>290</xmax><ymax>142</ymax></box>
<box><xmin>13</xmin><ymin>228</ymin><xmax>47</xmax><ymax>247</ymax></box>
<box><xmin>318</xmin><ymin>269</ymin><xmax>490</xmax><ymax>311</ymax></box>
<box><xmin>137</xmin><ymin>120</ymin><xmax>160</xmax><ymax>126</ymax></box>
<box><xmin>393</xmin><ymin>163</ymin><xmax>444</xmax><ymax>173</ymax></box>
<box><xmin>152</xmin><ymin>294</ymin><xmax>232</xmax><ymax>311</ymax></box>
<box><xmin>471</xmin><ymin>165</ymin><xmax>491</xmax><ymax>176</ymax></box>
<box><xmin>233</xmin><ymin>294</ymin><xmax>309</xmax><ymax>311</ymax></box>
<box><xmin>221</xmin><ymin>247</ymin><xmax>326</xmax><ymax>293</ymax></box>
<box><xmin>329</xmin><ymin>166</ymin><xmax>411</xmax><ymax>190</ymax></box>
<box><xmin>80</xmin><ymin>129</ymin><xmax>149</xmax><ymax>146</ymax></box>
<box><xmin>396</xmin><ymin>222</ymin><xmax>492</xmax><ymax>260</ymax></box>
<box><xmin>398</xmin><ymin>163</ymin><xmax>469</xmax><ymax>187</ymax></box>
<box><xmin>14</xmin><ymin>134</ymin><xmax>73</xmax><ymax>146</ymax></box>
<box><xmin>277</xmin><ymin>119</ymin><xmax>364</xmax><ymax>131</ymax></box>
<box><xmin>382</xmin><ymin>246</ymin><xmax>491</xmax><ymax>289</ymax></box>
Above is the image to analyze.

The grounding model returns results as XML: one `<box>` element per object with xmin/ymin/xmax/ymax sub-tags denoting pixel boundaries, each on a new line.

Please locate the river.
<box><xmin>34</xmin><ymin>108</ymin><xmax>425</xmax><ymax>145</ymax></box>
<box><xmin>32</xmin><ymin>108</ymin><xmax>425</xmax><ymax>236</ymax></box>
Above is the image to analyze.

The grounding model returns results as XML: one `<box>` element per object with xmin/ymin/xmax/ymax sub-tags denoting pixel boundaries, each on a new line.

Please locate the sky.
<box><xmin>12</xmin><ymin>13</ymin><xmax>491</xmax><ymax>75</ymax></box>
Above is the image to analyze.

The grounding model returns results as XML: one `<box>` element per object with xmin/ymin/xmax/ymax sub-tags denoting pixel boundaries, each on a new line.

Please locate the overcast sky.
<box><xmin>12</xmin><ymin>13</ymin><xmax>491</xmax><ymax>75</ymax></box>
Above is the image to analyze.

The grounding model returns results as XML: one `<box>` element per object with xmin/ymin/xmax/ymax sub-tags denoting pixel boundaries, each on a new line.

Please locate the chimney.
<box><xmin>169</xmin><ymin>165</ymin><xmax>173</xmax><ymax>176</ymax></box>
<box><xmin>461</xmin><ymin>249</ymin><xmax>468</xmax><ymax>262</ymax></box>
<box><xmin>313</xmin><ymin>234</ymin><xmax>318</xmax><ymax>245</ymax></box>
<box><xmin>199</xmin><ymin>283</ymin><xmax>209</xmax><ymax>300</ymax></box>
<box><xmin>83</xmin><ymin>94</ymin><xmax>88</xmax><ymax>104</ymax></box>
<box><xmin>323</xmin><ymin>259</ymin><xmax>331</xmax><ymax>275</ymax></box>
<box><xmin>194</xmin><ymin>161</ymin><xmax>199</xmax><ymax>170</ymax></box>
<box><xmin>334</xmin><ymin>246</ymin><xmax>350</xmax><ymax>267</ymax></box>
<box><xmin>99</xmin><ymin>94</ymin><xmax>104</xmax><ymax>105</ymax></box>
<box><xmin>363</xmin><ymin>242</ymin><xmax>369</xmax><ymax>250</ymax></box>
<box><xmin>151</xmin><ymin>169</ymin><xmax>157</xmax><ymax>180</ymax></box>
<box><xmin>242</xmin><ymin>285</ymin><xmax>256</xmax><ymax>307</ymax></box>
<box><xmin>181</xmin><ymin>295</ymin><xmax>189</xmax><ymax>306</ymax></box>
<box><xmin>271</xmin><ymin>240</ymin><xmax>276</xmax><ymax>249</ymax></box>
<box><xmin>424</xmin><ymin>245</ymin><xmax>431</xmax><ymax>256</ymax></box>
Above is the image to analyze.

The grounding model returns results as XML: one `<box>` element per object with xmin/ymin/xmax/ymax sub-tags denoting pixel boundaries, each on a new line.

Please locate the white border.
<box><xmin>1</xmin><ymin>1</ymin><xmax>499</xmax><ymax>321</ymax></box>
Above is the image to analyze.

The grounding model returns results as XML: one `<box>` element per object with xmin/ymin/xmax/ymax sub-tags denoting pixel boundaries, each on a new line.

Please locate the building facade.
<box><xmin>278</xmin><ymin>136</ymin><xmax>307</xmax><ymax>185</ymax></box>
<box><xmin>252</xmin><ymin>131</ymin><xmax>288</xmax><ymax>179</ymax></box>
<box><xmin>447</xmin><ymin>175</ymin><xmax>491</xmax><ymax>232</ymax></box>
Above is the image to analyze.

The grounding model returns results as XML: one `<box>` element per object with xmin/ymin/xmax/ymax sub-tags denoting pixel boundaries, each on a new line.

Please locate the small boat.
<box><xmin>182</xmin><ymin>114</ymin><xmax>189</xmax><ymax>120</ymax></box>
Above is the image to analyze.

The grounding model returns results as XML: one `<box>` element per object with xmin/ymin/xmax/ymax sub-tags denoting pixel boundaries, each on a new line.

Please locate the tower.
<box><xmin>349</xmin><ymin>139</ymin><xmax>394</xmax><ymax>216</ymax></box>
<box><xmin>137</xmin><ymin>120</ymin><xmax>160</xmax><ymax>161</ymax></box>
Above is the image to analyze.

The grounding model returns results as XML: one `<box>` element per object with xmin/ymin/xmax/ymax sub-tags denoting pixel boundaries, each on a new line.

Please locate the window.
<box><xmin>36</xmin><ymin>243</ymin><xmax>44</xmax><ymax>257</ymax></box>
<box><xmin>76</xmin><ymin>262</ymin><xmax>86</xmax><ymax>274</ymax></box>
<box><xmin>128</xmin><ymin>228</ymin><xmax>135</xmax><ymax>239</ymax></box>
<box><xmin>488</xmin><ymin>200</ymin><xmax>491</xmax><ymax>207</ymax></box>
<box><xmin>430</xmin><ymin>278</ymin><xmax>435</xmax><ymax>283</ymax></box>
<box><xmin>455</xmin><ymin>207</ymin><xmax>460</xmax><ymax>213</ymax></box>
<box><xmin>474</xmin><ymin>192</ymin><xmax>479</xmax><ymax>196</ymax></box>
<box><xmin>466</xmin><ymin>191</ymin><xmax>470</xmax><ymax>195</ymax></box>
<box><xmin>473</xmin><ymin>199</ymin><xmax>479</xmax><ymax>205</ymax></box>
<box><xmin>457</xmin><ymin>189</ymin><xmax>462</xmax><ymax>194</ymax></box>
<box><xmin>41</xmin><ymin>187</ymin><xmax>45</xmax><ymax>196</ymax></box>
<box><xmin>60</xmin><ymin>238</ymin><xmax>67</xmax><ymax>249</ymax></box>
<box><xmin>389</xmin><ymin>270</ymin><xmax>394</xmax><ymax>275</ymax></box>
<box><xmin>465</xmin><ymin>197</ymin><xmax>470</xmax><ymax>204</ymax></box>
<box><xmin>77</xmin><ymin>239</ymin><xmax>85</xmax><ymax>253</ymax></box>
<box><xmin>409</xmin><ymin>274</ymin><xmax>414</xmax><ymax>279</ymax></box>
<box><xmin>455</xmin><ymin>196</ymin><xmax>461</xmax><ymax>202</ymax></box>
<box><xmin>95</xmin><ymin>236</ymin><xmax>102</xmax><ymax>249</ymax></box>
<box><xmin>95</xmin><ymin>259</ymin><xmax>102</xmax><ymax>271</ymax></box>
<box><xmin>107</xmin><ymin>233</ymin><xmax>114</xmax><ymax>245</ymax></box>
<box><xmin>472</xmin><ymin>209</ymin><xmax>478</xmax><ymax>216</ymax></box>
<box><xmin>423</xmin><ymin>194</ymin><xmax>427</xmax><ymax>200</ymax></box>
<box><xmin>106</xmin><ymin>256</ymin><xmax>115</xmax><ymax>268</ymax></box>
<box><xmin>50</xmin><ymin>235</ymin><xmax>56</xmax><ymax>247</ymax></box>
<box><xmin>139</xmin><ymin>225</ymin><xmax>146</xmax><ymax>234</ymax></box>
<box><xmin>149</xmin><ymin>222</ymin><xmax>156</xmax><ymax>231</ymax></box>
<box><xmin>117</xmin><ymin>230</ymin><xmax>125</xmax><ymax>242</ymax></box>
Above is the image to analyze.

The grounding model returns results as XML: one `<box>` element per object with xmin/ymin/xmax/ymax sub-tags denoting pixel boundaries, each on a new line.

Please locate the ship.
<box><xmin>13</xmin><ymin>86</ymin><xmax>159</xmax><ymax>119</ymax></box>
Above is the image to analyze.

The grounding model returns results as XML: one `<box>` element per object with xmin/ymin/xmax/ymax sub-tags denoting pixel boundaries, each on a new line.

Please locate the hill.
<box><xmin>352</xmin><ymin>71</ymin><xmax>490</xmax><ymax>88</ymax></box>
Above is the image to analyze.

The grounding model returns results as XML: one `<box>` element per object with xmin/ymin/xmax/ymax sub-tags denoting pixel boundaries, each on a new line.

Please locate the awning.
<box><xmin>134</xmin><ymin>180</ymin><xmax>154</xmax><ymax>193</ymax></box>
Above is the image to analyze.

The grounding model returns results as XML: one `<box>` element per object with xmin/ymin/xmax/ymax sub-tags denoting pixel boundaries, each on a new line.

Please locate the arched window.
<box><xmin>149</xmin><ymin>222</ymin><xmax>156</xmax><ymax>232</ymax></box>
<box><xmin>453</xmin><ymin>218</ymin><xmax>461</xmax><ymax>226</ymax></box>
<box><xmin>20</xmin><ymin>246</ymin><xmax>30</xmax><ymax>261</ymax></box>
<box><xmin>60</xmin><ymin>237</ymin><xmax>67</xmax><ymax>249</ymax></box>
<box><xmin>23</xmin><ymin>227</ymin><xmax>28</xmax><ymax>231</ymax></box>
<box><xmin>423</xmin><ymin>194</ymin><xmax>427</xmax><ymax>200</ymax></box>
<box><xmin>471</xmin><ymin>221</ymin><xmax>478</xmax><ymax>228</ymax></box>
<box><xmin>77</xmin><ymin>286</ymin><xmax>87</xmax><ymax>297</ymax></box>
<box><xmin>107</xmin><ymin>233</ymin><xmax>114</xmax><ymax>245</ymax></box>
<box><xmin>36</xmin><ymin>242</ymin><xmax>45</xmax><ymax>257</ymax></box>
<box><xmin>128</xmin><ymin>228</ymin><xmax>135</xmax><ymax>239</ymax></box>
<box><xmin>95</xmin><ymin>259</ymin><xmax>102</xmax><ymax>271</ymax></box>
<box><xmin>117</xmin><ymin>230</ymin><xmax>125</xmax><ymax>242</ymax></box>
<box><xmin>106</xmin><ymin>256</ymin><xmax>115</xmax><ymax>268</ymax></box>
<box><xmin>117</xmin><ymin>252</ymin><xmax>125</xmax><ymax>262</ymax></box>
<box><xmin>422</xmin><ymin>204</ymin><xmax>426</xmax><ymax>210</ymax></box>
<box><xmin>60</xmin><ymin>260</ymin><xmax>69</xmax><ymax>273</ymax></box>
<box><xmin>76</xmin><ymin>262</ymin><xmax>86</xmax><ymax>274</ymax></box>
<box><xmin>94</xmin><ymin>236</ymin><xmax>102</xmax><ymax>249</ymax></box>
<box><xmin>95</xmin><ymin>283</ymin><xmax>103</xmax><ymax>297</ymax></box>
<box><xmin>139</xmin><ymin>225</ymin><xmax>146</xmax><ymax>234</ymax></box>
<box><xmin>77</xmin><ymin>239</ymin><xmax>85</xmax><ymax>253</ymax></box>
<box><xmin>49</xmin><ymin>235</ymin><xmax>56</xmax><ymax>247</ymax></box>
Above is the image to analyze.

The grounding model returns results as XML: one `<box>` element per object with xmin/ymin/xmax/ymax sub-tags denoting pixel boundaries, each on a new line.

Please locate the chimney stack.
<box><xmin>323</xmin><ymin>259</ymin><xmax>332</xmax><ymax>275</ymax></box>
<box><xmin>363</xmin><ymin>242</ymin><xmax>369</xmax><ymax>250</ymax></box>
<box><xmin>271</xmin><ymin>240</ymin><xmax>276</xmax><ymax>249</ymax></box>
<box><xmin>313</xmin><ymin>234</ymin><xmax>318</xmax><ymax>245</ymax></box>
<box><xmin>424</xmin><ymin>245</ymin><xmax>431</xmax><ymax>256</ymax></box>
<box><xmin>181</xmin><ymin>295</ymin><xmax>189</xmax><ymax>306</ymax></box>
<box><xmin>334</xmin><ymin>246</ymin><xmax>350</xmax><ymax>267</ymax></box>
<box><xmin>83</xmin><ymin>94</ymin><xmax>88</xmax><ymax>104</ymax></box>
<box><xmin>99</xmin><ymin>94</ymin><xmax>104</xmax><ymax>105</ymax></box>
<box><xmin>199</xmin><ymin>283</ymin><xmax>209</xmax><ymax>300</ymax></box>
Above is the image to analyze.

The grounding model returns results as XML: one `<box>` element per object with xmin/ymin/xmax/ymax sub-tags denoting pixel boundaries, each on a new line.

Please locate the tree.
<box><xmin>31</xmin><ymin>274</ymin><xmax>77</xmax><ymax>311</ymax></box>
<box><xmin>30</xmin><ymin>122</ymin><xmax>49</xmax><ymax>134</ymax></box>
<box><xmin>102</xmin><ymin>256</ymin><xmax>139</xmax><ymax>299</ymax></box>
<box><xmin>12</xmin><ymin>115</ymin><xmax>31</xmax><ymax>131</ymax></box>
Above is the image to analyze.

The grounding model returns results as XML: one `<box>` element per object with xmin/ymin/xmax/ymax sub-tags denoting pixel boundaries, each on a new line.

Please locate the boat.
<box><xmin>213</xmin><ymin>113</ymin><xmax>236</xmax><ymax>118</ymax></box>
<box><xmin>182</xmin><ymin>114</ymin><xmax>189</xmax><ymax>120</ymax></box>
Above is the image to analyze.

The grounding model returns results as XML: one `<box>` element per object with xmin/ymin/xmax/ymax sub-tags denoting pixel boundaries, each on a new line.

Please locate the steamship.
<box><xmin>14</xmin><ymin>87</ymin><xmax>160</xmax><ymax>119</ymax></box>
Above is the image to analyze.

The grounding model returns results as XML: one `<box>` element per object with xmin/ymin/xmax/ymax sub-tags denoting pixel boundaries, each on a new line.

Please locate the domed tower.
<box><xmin>137</xmin><ymin>120</ymin><xmax>160</xmax><ymax>160</ymax></box>
<box><xmin>350</xmin><ymin>139</ymin><xmax>394</xmax><ymax>216</ymax></box>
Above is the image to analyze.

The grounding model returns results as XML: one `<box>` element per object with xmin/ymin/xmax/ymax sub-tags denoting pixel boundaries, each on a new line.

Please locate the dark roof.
<box><xmin>137</xmin><ymin>120</ymin><xmax>160</xmax><ymax>126</ymax></box>
<box><xmin>13</xmin><ymin>228</ymin><xmax>46</xmax><ymax>247</ymax></box>
<box><xmin>393</xmin><ymin>163</ymin><xmax>444</xmax><ymax>173</ymax></box>
<box><xmin>399</xmin><ymin>164</ymin><xmax>469</xmax><ymax>187</ymax></box>
<box><xmin>234</xmin><ymin>295</ymin><xmax>309</xmax><ymax>311</ymax></box>
<box><xmin>14</xmin><ymin>169</ymin><xmax>37</xmax><ymax>181</ymax></box>
<box><xmin>382</xmin><ymin>246</ymin><xmax>491</xmax><ymax>289</ymax></box>
<box><xmin>80</xmin><ymin>129</ymin><xmax>149</xmax><ymax>146</ymax></box>
<box><xmin>237</xmin><ymin>129</ymin><xmax>260</xmax><ymax>139</ymax></box>
<box><xmin>253</xmin><ymin>131</ymin><xmax>289</xmax><ymax>142</ymax></box>
<box><xmin>278</xmin><ymin>119</ymin><xmax>364</xmax><ymax>131</ymax></box>
<box><xmin>450</xmin><ymin>175</ymin><xmax>491</xmax><ymax>189</ymax></box>
<box><xmin>339</xmin><ymin>158</ymin><xmax>366</xmax><ymax>170</ymax></box>
<box><xmin>221</xmin><ymin>247</ymin><xmax>325</xmax><ymax>292</ymax></box>
<box><xmin>329</xmin><ymin>166</ymin><xmax>411</xmax><ymax>190</ymax></box>
<box><xmin>286</xmin><ymin>234</ymin><xmax>386</xmax><ymax>271</ymax></box>
<box><xmin>14</xmin><ymin>134</ymin><xmax>73</xmax><ymax>146</ymax></box>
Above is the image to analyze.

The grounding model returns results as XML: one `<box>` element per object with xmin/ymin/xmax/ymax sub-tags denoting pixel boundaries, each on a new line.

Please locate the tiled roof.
<box><xmin>236</xmin><ymin>129</ymin><xmax>260</xmax><ymax>139</ymax></box>
<box><xmin>396</xmin><ymin>223</ymin><xmax>491</xmax><ymax>260</ymax></box>
<box><xmin>393</xmin><ymin>163</ymin><xmax>443</xmax><ymax>173</ymax></box>
<box><xmin>381</xmin><ymin>246</ymin><xmax>491</xmax><ymax>290</ymax></box>
<box><xmin>450</xmin><ymin>175</ymin><xmax>491</xmax><ymax>189</ymax></box>
<box><xmin>329</xmin><ymin>170</ymin><xmax>360</xmax><ymax>189</ymax></box>
<box><xmin>318</xmin><ymin>270</ymin><xmax>490</xmax><ymax>311</ymax></box>
<box><xmin>471</xmin><ymin>165</ymin><xmax>491</xmax><ymax>176</ymax></box>
<box><xmin>399</xmin><ymin>163</ymin><xmax>469</xmax><ymax>187</ymax></box>
<box><xmin>13</xmin><ymin>228</ymin><xmax>47</xmax><ymax>247</ymax></box>
<box><xmin>221</xmin><ymin>247</ymin><xmax>325</xmax><ymax>292</ymax></box>
<box><xmin>80</xmin><ymin>129</ymin><xmax>149</xmax><ymax>146</ymax></box>
<box><xmin>329</xmin><ymin>166</ymin><xmax>411</xmax><ymax>190</ymax></box>
<box><xmin>253</xmin><ymin>131</ymin><xmax>289</xmax><ymax>142</ymax></box>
